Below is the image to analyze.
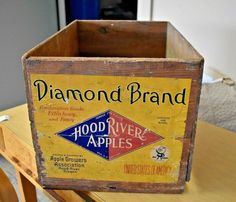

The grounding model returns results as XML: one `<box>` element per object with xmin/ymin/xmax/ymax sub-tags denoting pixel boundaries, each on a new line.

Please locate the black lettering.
<box><xmin>98</xmin><ymin>90</ymin><xmax>110</xmax><ymax>103</ymax></box>
<box><xmin>84</xmin><ymin>90</ymin><xmax>95</xmax><ymax>100</ymax></box>
<box><xmin>66</xmin><ymin>89</ymin><xmax>84</xmax><ymax>102</ymax></box>
<box><xmin>175</xmin><ymin>88</ymin><xmax>186</xmax><ymax>105</ymax></box>
<box><xmin>110</xmin><ymin>86</ymin><xmax>121</xmax><ymax>102</ymax></box>
<box><xmin>162</xmin><ymin>93</ymin><xmax>174</xmax><ymax>105</ymax></box>
<box><xmin>150</xmin><ymin>92</ymin><xmax>159</xmax><ymax>105</ymax></box>
<box><xmin>33</xmin><ymin>79</ymin><xmax>48</xmax><ymax>101</ymax></box>
<box><xmin>55</xmin><ymin>89</ymin><xmax>66</xmax><ymax>102</ymax></box>
<box><xmin>49</xmin><ymin>85</ymin><xmax>53</xmax><ymax>99</ymax></box>
<box><xmin>127</xmin><ymin>82</ymin><xmax>141</xmax><ymax>104</ymax></box>
<box><xmin>143</xmin><ymin>92</ymin><xmax>150</xmax><ymax>102</ymax></box>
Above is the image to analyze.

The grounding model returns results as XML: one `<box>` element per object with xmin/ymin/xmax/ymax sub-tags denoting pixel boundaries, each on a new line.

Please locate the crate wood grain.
<box><xmin>22</xmin><ymin>20</ymin><xmax>204</xmax><ymax>193</ymax></box>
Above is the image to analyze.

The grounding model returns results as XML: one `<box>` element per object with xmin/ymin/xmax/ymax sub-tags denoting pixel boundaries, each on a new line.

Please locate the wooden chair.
<box><xmin>0</xmin><ymin>168</ymin><xmax>18</xmax><ymax>202</ymax></box>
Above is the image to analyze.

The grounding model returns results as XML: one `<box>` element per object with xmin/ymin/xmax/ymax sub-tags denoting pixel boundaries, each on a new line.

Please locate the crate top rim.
<box><xmin>22</xmin><ymin>20</ymin><xmax>204</xmax><ymax>63</ymax></box>
<box><xmin>25</xmin><ymin>56</ymin><xmax>203</xmax><ymax>65</ymax></box>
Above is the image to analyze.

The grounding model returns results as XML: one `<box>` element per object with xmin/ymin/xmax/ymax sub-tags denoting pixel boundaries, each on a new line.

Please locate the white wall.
<box><xmin>0</xmin><ymin>0</ymin><xmax>57</xmax><ymax>110</ymax></box>
<box><xmin>152</xmin><ymin>0</ymin><xmax>236</xmax><ymax>81</ymax></box>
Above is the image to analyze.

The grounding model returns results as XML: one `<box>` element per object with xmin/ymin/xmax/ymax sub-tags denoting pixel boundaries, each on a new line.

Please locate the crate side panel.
<box><xmin>166</xmin><ymin>23</ymin><xmax>202</xmax><ymax>60</ymax></box>
<box><xmin>77</xmin><ymin>21</ymin><xmax>167</xmax><ymax>58</ymax></box>
<box><xmin>23</xmin><ymin>58</ymin><xmax>202</xmax><ymax>192</ymax></box>
<box><xmin>23</xmin><ymin>21</ymin><xmax>79</xmax><ymax>58</ymax></box>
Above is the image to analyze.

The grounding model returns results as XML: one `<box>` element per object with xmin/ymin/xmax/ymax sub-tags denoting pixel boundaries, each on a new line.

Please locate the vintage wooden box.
<box><xmin>22</xmin><ymin>20</ymin><xmax>204</xmax><ymax>193</ymax></box>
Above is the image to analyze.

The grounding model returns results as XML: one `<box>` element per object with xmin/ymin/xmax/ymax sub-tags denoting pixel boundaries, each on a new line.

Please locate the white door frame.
<box><xmin>137</xmin><ymin>0</ymin><xmax>153</xmax><ymax>21</ymax></box>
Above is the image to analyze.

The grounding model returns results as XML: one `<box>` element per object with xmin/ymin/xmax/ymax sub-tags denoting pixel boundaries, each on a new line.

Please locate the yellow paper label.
<box><xmin>30</xmin><ymin>74</ymin><xmax>191</xmax><ymax>183</ymax></box>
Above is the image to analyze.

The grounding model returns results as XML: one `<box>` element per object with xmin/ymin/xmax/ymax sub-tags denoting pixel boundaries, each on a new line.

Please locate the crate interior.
<box><xmin>26</xmin><ymin>21</ymin><xmax>201</xmax><ymax>60</ymax></box>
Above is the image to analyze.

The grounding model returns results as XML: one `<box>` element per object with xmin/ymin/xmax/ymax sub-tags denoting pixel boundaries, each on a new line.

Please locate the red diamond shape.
<box><xmin>108</xmin><ymin>111</ymin><xmax>163</xmax><ymax>160</ymax></box>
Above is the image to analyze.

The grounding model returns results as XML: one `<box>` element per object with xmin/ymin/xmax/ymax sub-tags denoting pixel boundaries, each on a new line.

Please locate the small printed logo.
<box><xmin>151</xmin><ymin>146</ymin><xmax>169</xmax><ymax>162</ymax></box>
<box><xmin>57</xmin><ymin>110</ymin><xmax>163</xmax><ymax>160</ymax></box>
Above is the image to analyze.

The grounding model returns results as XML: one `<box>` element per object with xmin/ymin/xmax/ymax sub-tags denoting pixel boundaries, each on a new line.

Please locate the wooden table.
<box><xmin>0</xmin><ymin>104</ymin><xmax>236</xmax><ymax>202</ymax></box>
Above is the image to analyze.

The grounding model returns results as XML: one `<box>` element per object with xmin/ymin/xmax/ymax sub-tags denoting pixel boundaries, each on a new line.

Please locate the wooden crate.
<box><xmin>22</xmin><ymin>20</ymin><xmax>204</xmax><ymax>193</ymax></box>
